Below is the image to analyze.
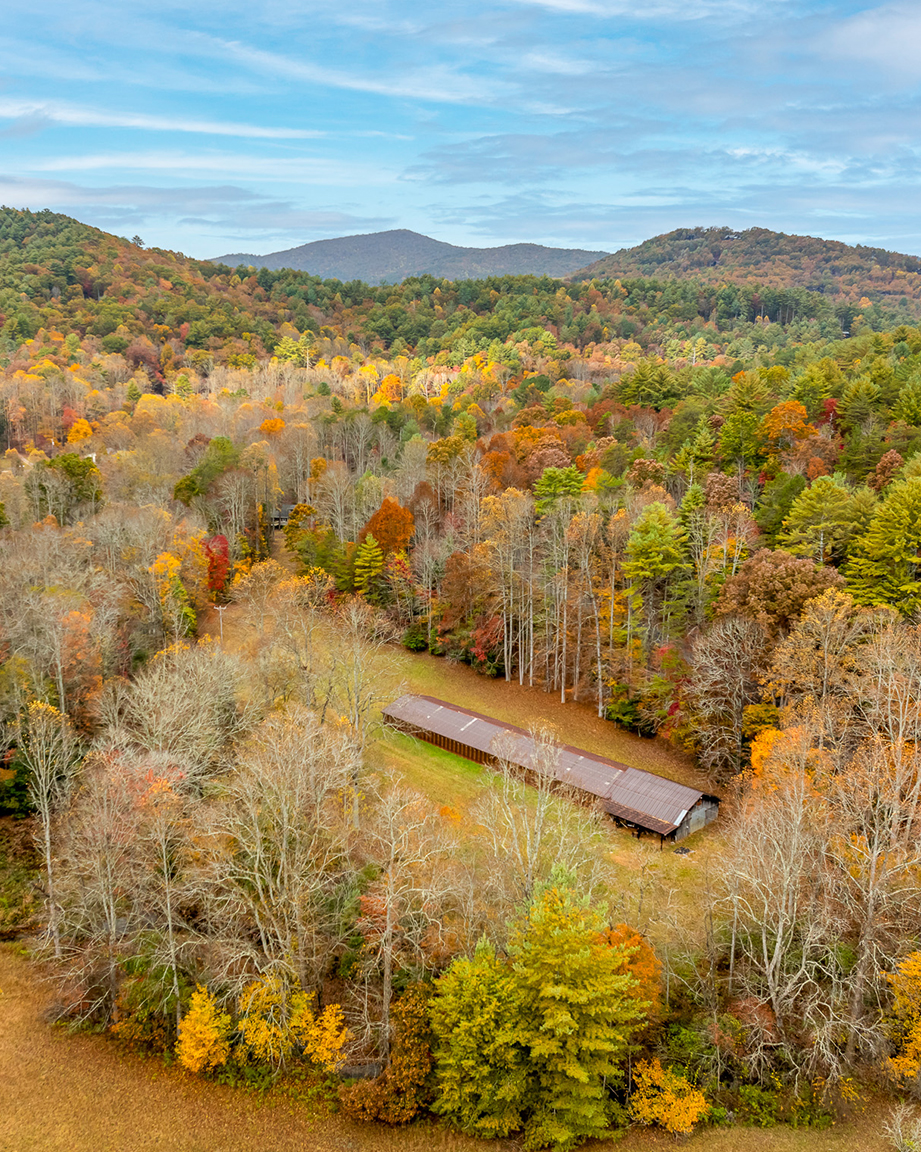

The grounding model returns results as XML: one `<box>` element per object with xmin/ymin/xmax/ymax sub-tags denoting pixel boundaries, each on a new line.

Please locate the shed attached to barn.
<box><xmin>382</xmin><ymin>694</ymin><xmax>718</xmax><ymax>841</ymax></box>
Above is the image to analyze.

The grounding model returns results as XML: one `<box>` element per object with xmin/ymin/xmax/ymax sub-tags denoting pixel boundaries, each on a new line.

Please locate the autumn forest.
<box><xmin>2</xmin><ymin>205</ymin><xmax>921</xmax><ymax>1149</ymax></box>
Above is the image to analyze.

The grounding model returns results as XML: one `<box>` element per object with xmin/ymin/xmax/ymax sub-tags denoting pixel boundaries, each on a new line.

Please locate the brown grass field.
<box><xmin>0</xmin><ymin>945</ymin><xmax>894</xmax><ymax>1152</ymax></box>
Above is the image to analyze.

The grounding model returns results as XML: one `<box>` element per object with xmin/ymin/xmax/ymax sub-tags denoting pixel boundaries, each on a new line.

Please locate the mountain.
<box><xmin>3</xmin><ymin>207</ymin><xmax>921</xmax><ymax>378</ymax></box>
<box><xmin>214</xmin><ymin>229</ymin><xmax>609</xmax><ymax>283</ymax></box>
<box><xmin>571</xmin><ymin>226</ymin><xmax>921</xmax><ymax>297</ymax></box>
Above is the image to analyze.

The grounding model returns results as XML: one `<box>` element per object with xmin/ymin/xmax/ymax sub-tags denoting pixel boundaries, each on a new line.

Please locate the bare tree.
<box><xmin>230</xmin><ymin>558</ymin><xmax>286</xmax><ymax>632</ymax></box>
<box><xmin>353</xmin><ymin>782</ymin><xmax>459</xmax><ymax>1057</ymax></box>
<box><xmin>56</xmin><ymin>752</ymin><xmax>146</xmax><ymax>1022</ymax></box>
<box><xmin>96</xmin><ymin>642</ymin><xmax>252</xmax><ymax>785</ymax></box>
<box><xmin>264</xmin><ymin>570</ymin><xmax>335</xmax><ymax>708</ymax></box>
<box><xmin>18</xmin><ymin>702</ymin><xmax>80</xmax><ymax>958</ymax></box>
<box><xmin>200</xmin><ymin>708</ymin><xmax>359</xmax><ymax>995</ymax></box>
<box><xmin>720</xmin><ymin>724</ymin><xmax>838</xmax><ymax>1082</ymax></box>
<box><xmin>689</xmin><ymin>616</ymin><xmax>768</xmax><ymax>779</ymax></box>
<box><xmin>472</xmin><ymin>725</ymin><xmax>610</xmax><ymax>929</ymax></box>
<box><xmin>327</xmin><ymin>597</ymin><xmax>402</xmax><ymax>755</ymax></box>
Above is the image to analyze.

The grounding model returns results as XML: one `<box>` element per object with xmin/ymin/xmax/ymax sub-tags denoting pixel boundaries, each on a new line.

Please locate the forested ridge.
<box><xmin>1</xmin><ymin>204</ymin><xmax>921</xmax><ymax>1147</ymax></box>
<box><xmin>574</xmin><ymin>225</ymin><xmax>921</xmax><ymax>307</ymax></box>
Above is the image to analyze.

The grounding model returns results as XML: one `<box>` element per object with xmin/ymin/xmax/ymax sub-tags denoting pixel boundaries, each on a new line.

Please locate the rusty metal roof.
<box><xmin>382</xmin><ymin>694</ymin><xmax>707</xmax><ymax>835</ymax></box>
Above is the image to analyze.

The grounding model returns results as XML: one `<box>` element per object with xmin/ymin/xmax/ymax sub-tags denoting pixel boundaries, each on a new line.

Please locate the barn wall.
<box><xmin>673</xmin><ymin>798</ymin><xmax>719</xmax><ymax>841</ymax></box>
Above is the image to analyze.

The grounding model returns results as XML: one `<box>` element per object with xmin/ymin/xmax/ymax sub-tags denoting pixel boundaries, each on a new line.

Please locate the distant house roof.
<box><xmin>382</xmin><ymin>693</ymin><xmax>708</xmax><ymax>836</ymax></box>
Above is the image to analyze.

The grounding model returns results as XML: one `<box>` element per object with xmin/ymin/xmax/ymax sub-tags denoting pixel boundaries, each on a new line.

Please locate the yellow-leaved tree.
<box><xmin>176</xmin><ymin>985</ymin><xmax>231</xmax><ymax>1074</ymax></box>
<box><xmin>237</xmin><ymin>972</ymin><xmax>351</xmax><ymax>1070</ymax></box>
<box><xmin>630</xmin><ymin>1058</ymin><xmax>709</xmax><ymax>1137</ymax></box>
<box><xmin>886</xmin><ymin>952</ymin><xmax>921</xmax><ymax>1082</ymax></box>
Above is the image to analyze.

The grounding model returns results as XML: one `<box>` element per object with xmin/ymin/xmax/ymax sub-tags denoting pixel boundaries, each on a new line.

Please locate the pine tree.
<box><xmin>837</xmin><ymin>376</ymin><xmax>881</xmax><ymax>430</ymax></box>
<box><xmin>779</xmin><ymin>475</ymin><xmax>863</xmax><ymax>563</ymax></box>
<box><xmin>430</xmin><ymin>938</ymin><xmax>529</xmax><ymax>1138</ymax></box>
<box><xmin>623</xmin><ymin>502</ymin><xmax>689</xmax><ymax>654</ymax></box>
<box><xmin>895</xmin><ymin>374</ymin><xmax>921</xmax><ymax>426</ymax></box>
<box><xmin>846</xmin><ymin>476</ymin><xmax>921</xmax><ymax>614</ymax></box>
<box><xmin>534</xmin><ymin>465</ymin><xmax>584</xmax><ymax>516</ymax></box>
<box><xmin>510</xmin><ymin>883</ymin><xmax>644</xmax><ymax>1151</ymax></box>
<box><xmin>354</xmin><ymin>532</ymin><xmax>385</xmax><ymax>600</ymax></box>
<box><xmin>756</xmin><ymin>472</ymin><xmax>807</xmax><ymax>542</ymax></box>
<box><xmin>618</xmin><ymin>361</ymin><xmax>677</xmax><ymax>409</ymax></box>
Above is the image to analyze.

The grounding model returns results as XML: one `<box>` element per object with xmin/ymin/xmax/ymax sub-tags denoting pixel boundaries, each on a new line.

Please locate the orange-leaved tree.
<box><xmin>630</xmin><ymin>1058</ymin><xmax>709</xmax><ymax>1136</ymax></box>
<box><xmin>361</xmin><ymin>497</ymin><xmax>415</xmax><ymax>555</ymax></box>
<box><xmin>605</xmin><ymin>924</ymin><xmax>663</xmax><ymax>1022</ymax></box>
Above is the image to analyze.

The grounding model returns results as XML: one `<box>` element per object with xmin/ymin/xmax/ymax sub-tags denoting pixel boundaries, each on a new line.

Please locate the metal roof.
<box><xmin>382</xmin><ymin>694</ymin><xmax>706</xmax><ymax>835</ymax></box>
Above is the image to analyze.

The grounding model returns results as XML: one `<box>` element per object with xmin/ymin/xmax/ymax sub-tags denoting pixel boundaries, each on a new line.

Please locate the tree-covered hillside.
<box><xmin>573</xmin><ymin>225</ymin><xmax>921</xmax><ymax>311</ymax></box>
<box><xmin>2</xmin><ymin>208</ymin><xmax>918</xmax><ymax>389</ymax></box>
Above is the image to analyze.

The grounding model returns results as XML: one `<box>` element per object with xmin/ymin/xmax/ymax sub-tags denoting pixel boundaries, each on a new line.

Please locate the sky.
<box><xmin>1</xmin><ymin>0</ymin><xmax>920</xmax><ymax>259</ymax></box>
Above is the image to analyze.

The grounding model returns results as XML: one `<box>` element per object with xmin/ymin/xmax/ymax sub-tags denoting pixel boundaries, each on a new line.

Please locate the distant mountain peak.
<box><xmin>213</xmin><ymin>229</ymin><xmax>609</xmax><ymax>283</ymax></box>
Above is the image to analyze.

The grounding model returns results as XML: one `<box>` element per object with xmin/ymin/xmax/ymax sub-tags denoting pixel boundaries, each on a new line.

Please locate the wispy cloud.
<box><xmin>31</xmin><ymin>149</ymin><xmax>396</xmax><ymax>187</ymax></box>
<box><xmin>0</xmin><ymin>0</ymin><xmax>918</xmax><ymax>257</ymax></box>
<box><xmin>0</xmin><ymin>99</ymin><xmax>323</xmax><ymax>139</ymax></box>
<box><xmin>212</xmin><ymin>38</ymin><xmax>515</xmax><ymax>106</ymax></box>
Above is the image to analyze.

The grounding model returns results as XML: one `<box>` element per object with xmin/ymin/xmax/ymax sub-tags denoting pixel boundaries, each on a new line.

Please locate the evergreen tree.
<box><xmin>837</xmin><ymin>376</ymin><xmax>882</xmax><ymax>430</ymax></box>
<box><xmin>678</xmin><ymin>482</ymin><xmax>705</xmax><ymax>534</ymax></box>
<box><xmin>623</xmin><ymin>503</ymin><xmax>689</xmax><ymax>654</ymax></box>
<box><xmin>533</xmin><ymin>466</ymin><xmax>584</xmax><ymax>516</ymax></box>
<box><xmin>618</xmin><ymin>361</ymin><xmax>677</xmax><ymax>409</ymax></box>
<box><xmin>719</xmin><ymin>410</ymin><xmax>765</xmax><ymax>471</ymax></box>
<box><xmin>510</xmin><ymin>883</ymin><xmax>643</xmax><ymax>1151</ymax></box>
<box><xmin>895</xmin><ymin>374</ymin><xmax>921</xmax><ymax>426</ymax></box>
<box><xmin>354</xmin><ymin>532</ymin><xmax>385</xmax><ymax>600</ymax></box>
<box><xmin>430</xmin><ymin>939</ymin><xmax>529</xmax><ymax>1138</ymax></box>
<box><xmin>789</xmin><ymin>364</ymin><xmax>830</xmax><ymax>420</ymax></box>
<box><xmin>779</xmin><ymin>475</ymin><xmax>867</xmax><ymax>563</ymax></box>
<box><xmin>846</xmin><ymin>476</ymin><xmax>921</xmax><ymax>614</ymax></box>
<box><xmin>755</xmin><ymin>472</ymin><xmax>807</xmax><ymax>543</ymax></box>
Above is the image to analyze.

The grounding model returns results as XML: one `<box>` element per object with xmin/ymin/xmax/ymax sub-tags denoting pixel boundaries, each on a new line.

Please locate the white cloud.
<box><xmin>0</xmin><ymin>99</ymin><xmax>323</xmax><ymax>139</ymax></box>
<box><xmin>825</xmin><ymin>4</ymin><xmax>921</xmax><ymax>79</ymax></box>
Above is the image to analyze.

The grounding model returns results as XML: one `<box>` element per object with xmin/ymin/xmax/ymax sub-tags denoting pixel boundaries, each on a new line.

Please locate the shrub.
<box><xmin>630</xmin><ymin>1058</ymin><xmax>709</xmax><ymax>1137</ymax></box>
<box><xmin>339</xmin><ymin>985</ymin><xmax>433</xmax><ymax>1124</ymax></box>
<box><xmin>883</xmin><ymin>1102</ymin><xmax>921</xmax><ymax>1151</ymax></box>
<box><xmin>176</xmin><ymin>985</ymin><xmax>231</xmax><ymax>1074</ymax></box>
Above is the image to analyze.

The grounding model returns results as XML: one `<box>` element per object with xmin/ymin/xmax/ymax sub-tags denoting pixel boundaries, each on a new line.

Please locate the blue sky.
<box><xmin>1</xmin><ymin>0</ymin><xmax>920</xmax><ymax>258</ymax></box>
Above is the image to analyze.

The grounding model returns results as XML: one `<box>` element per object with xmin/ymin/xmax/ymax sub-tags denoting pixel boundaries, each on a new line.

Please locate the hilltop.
<box><xmin>215</xmin><ymin>228</ymin><xmax>609</xmax><ymax>283</ymax></box>
<box><xmin>3</xmin><ymin>207</ymin><xmax>921</xmax><ymax>375</ymax></box>
<box><xmin>572</xmin><ymin>225</ymin><xmax>921</xmax><ymax>301</ymax></box>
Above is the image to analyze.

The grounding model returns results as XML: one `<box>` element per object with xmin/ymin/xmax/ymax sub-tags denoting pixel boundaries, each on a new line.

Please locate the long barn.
<box><xmin>382</xmin><ymin>694</ymin><xmax>719</xmax><ymax>842</ymax></box>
